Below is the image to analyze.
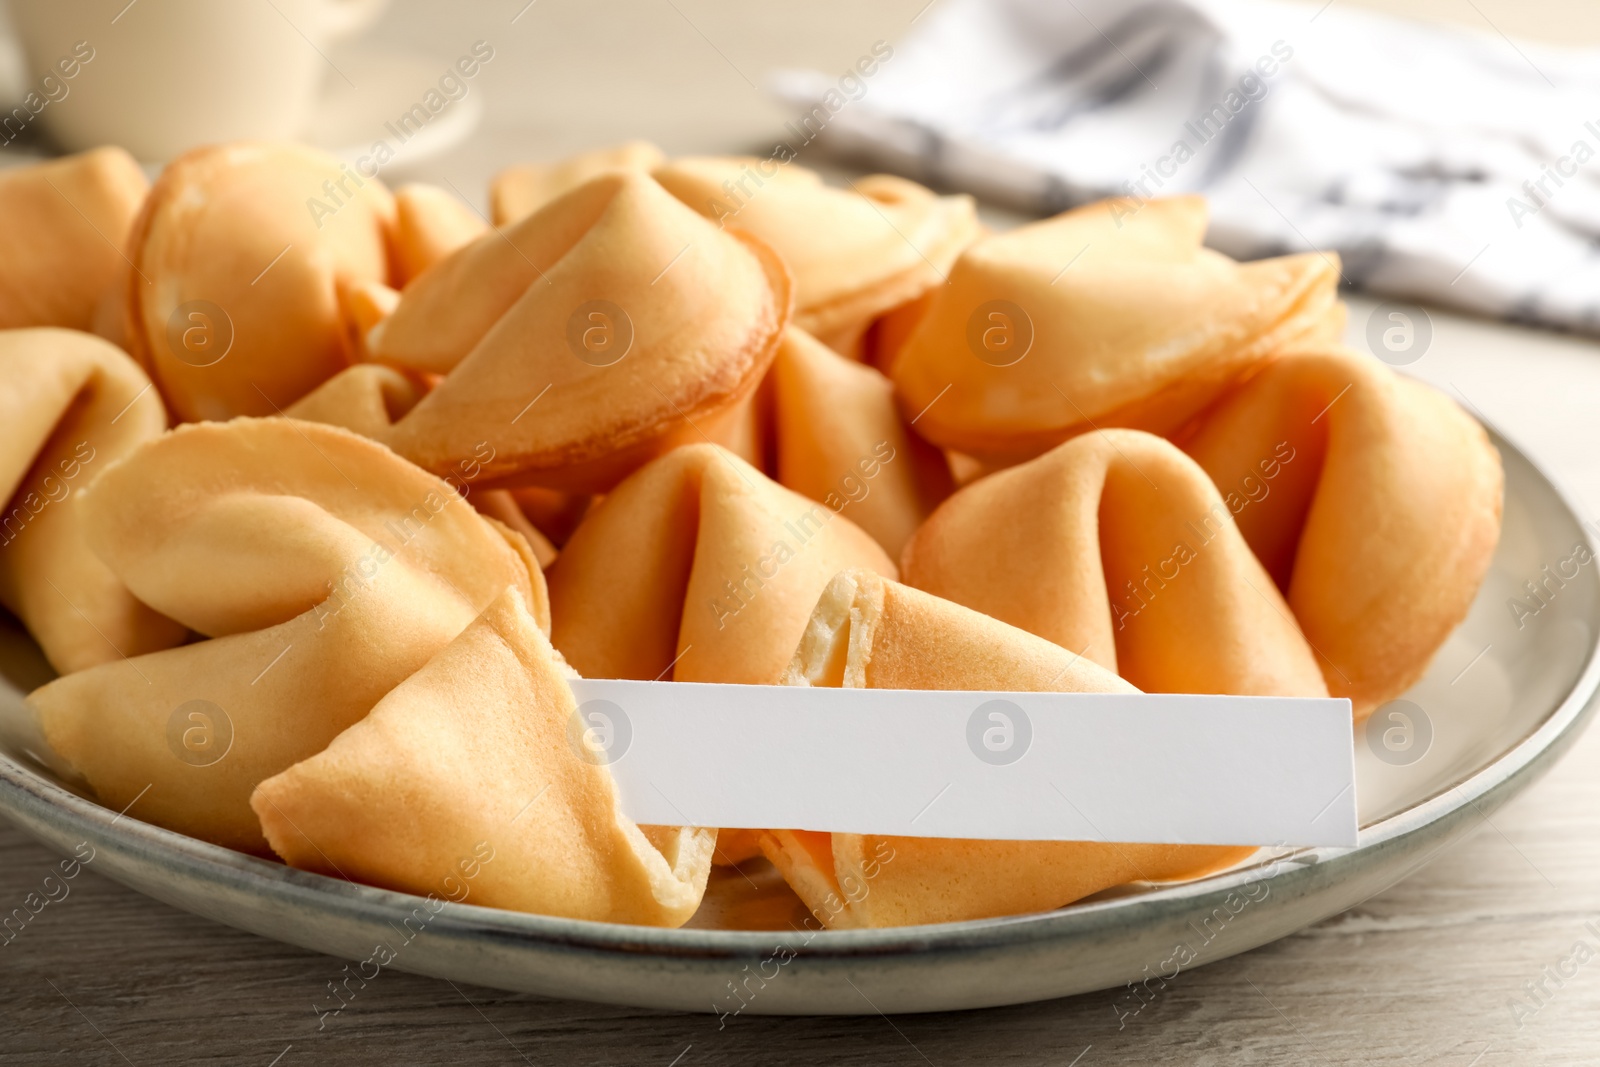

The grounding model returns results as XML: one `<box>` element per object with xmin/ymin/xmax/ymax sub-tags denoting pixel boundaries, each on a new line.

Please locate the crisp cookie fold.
<box><xmin>767</xmin><ymin>326</ymin><xmax>953</xmax><ymax>558</ymax></box>
<box><xmin>124</xmin><ymin>142</ymin><xmax>396</xmax><ymax>422</ymax></box>
<box><xmin>490</xmin><ymin>141</ymin><xmax>667</xmax><ymax>226</ymax></box>
<box><xmin>283</xmin><ymin>362</ymin><xmax>425</xmax><ymax>440</ymax></box>
<box><xmin>546</xmin><ymin>443</ymin><xmax>894</xmax><ymax>684</ymax></box>
<box><xmin>392</xmin><ymin>182</ymin><xmax>488</xmax><ymax>285</ymax></box>
<box><xmin>902</xmin><ymin>428</ymin><xmax>1327</xmax><ymax>698</ymax></box>
<box><xmin>762</xmin><ymin>570</ymin><xmax>1254</xmax><ymax>928</ymax></box>
<box><xmin>373</xmin><ymin>171</ymin><xmax>792</xmax><ymax>492</ymax></box>
<box><xmin>26</xmin><ymin>417</ymin><xmax>547</xmax><ymax>852</ymax></box>
<box><xmin>1177</xmin><ymin>345</ymin><xmax>1503</xmax><ymax>714</ymax></box>
<box><xmin>0</xmin><ymin>148</ymin><xmax>148</xmax><ymax>342</ymax></box>
<box><xmin>253</xmin><ymin>586</ymin><xmax>714</xmax><ymax>926</ymax></box>
<box><xmin>0</xmin><ymin>328</ymin><xmax>186</xmax><ymax>674</ymax></box>
<box><xmin>890</xmin><ymin>196</ymin><xmax>1343</xmax><ymax>464</ymax></box>
<box><xmin>653</xmin><ymin>158</ymin><xmax>979</xmax><ymax>356</ymax></box>
<box><xmin>284</xmin><ymin>365</ymin><xmax>558</xmax><ymax>566</ymax></box>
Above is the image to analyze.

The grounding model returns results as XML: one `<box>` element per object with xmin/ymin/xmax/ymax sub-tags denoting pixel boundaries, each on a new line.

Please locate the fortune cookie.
<box><xmin>506</xmin><ymin>486</ymin><xmax>592</xmax><ymax>548</ymax></box>
<box><xmin>653</xmin><ymin>159</ymin><xmax>979</xmax><ymax>355</ymax></box>
<box><xmin>0</xmin><ymin>148</ymin><xmax>149</xmax><ymax>342</ymax></box>
<box><xmin>861</xmin><ymin>289</ymin><xmax>933</xmax><ymax>375</ymax></box>
<box><xmin>761</xmin><ymin>570</ymin><xmax>1252</xmax><ymax>928</ymax></box>
<box><xmin>546</xmin><ymin>443</ymin><xmax>894</xmax><ymax>683</ymax></box>
<box><xmin>1177</xmin><ymin>346</ymin><xmax>1502</xmax><ymax>713</ymax></box>
<box><xmin>281</xmin><ymin>361</ymin><xmax>426</xmax><ymax>441</ymax></box>
<box><xmin>253</xmin><ymin>587</ymin><xmax>714</xmax><ymax>926</ymax></box>
<box><xmin>286</xmin><ymin>364</ymin><xmax>590</xmax><ymax>550</ymax></box>
<box><xmin>125</xmin><ymin>142</ymin><xmax>395</xmax><ymax>422</ymax></box>
<box><xmin>490</xmin><ymin>140</ymin><xmax>666</xmax><ymax>225</ymax></box>
<box><xmin>27</xmin><ymin>418</ymin><xmax>547</xmax><ymax>851</ymax></box>
<box><xmin>0</xmin><ymin>328</ymin><xmax>185</xmax><ymax>674</ymax></box>
<box><xmin>337</xmin><ymin>279</ymin><xmax>403</xmax><ymax>365</ymax></box>
<box><xmin>371</xmin><ymin>171</ymin><xmax>791</xmax><ymax>492</ymax></box>
<box><xmin>891</xmin><ymin>196</ymin><xmax>1343</xmax><ymax>464</ymax></box>
<box><xmin>392</xmin><ymin>182</ymin><xmax>489</xmax><ymax>286</ymax></box>
<box><xmin>903</xmin><ymin>429</ymin><xmax>1327</xmax><ymax>698</ymax></box>
<box><xmin>284</xmin><ymin>364</ymin><xmax>558</xmax><ymax>566</ymax></box>
<box><xmin>769</xmin><ymin>326</ymin><xmax>952</xmax><ymax>557</ymax></box>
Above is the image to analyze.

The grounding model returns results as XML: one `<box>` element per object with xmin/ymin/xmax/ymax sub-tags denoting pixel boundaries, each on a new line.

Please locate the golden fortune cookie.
<box><xmin>282</xmin><ymin>361</ymin><xmax>427</xmax><ymax>441</ymax></box>
<box><xmin>0</xmin><ymin>148</ymin><xmax>148</xmax><ymax>342</ymax></box>
<box><xmin>768</xmin><ymin>326</ymin><xmax>953</xmax><ymax>558</ymax></box>
<box><xmin>253</xmin><ymin>586</ymin><xmax>714</xmax><ymax>926</ymax></box>
<box><xmin>761</xmin><ymin>570</ymin><xmax>1253</xmax><ymax>928</ymax></box>
<box><xmin>0</xmin><ymin>328</ymin><xmax>185</xmax><ymax>674</ymax></box>
<box><xmin>490</xmin><ymin>140</ymin><xmax>666</xmax><ymax>226</ymax></box>
<box><xmin>284</xmin><ymin>364</ymin><xmax>558</xmax><ymax>566</ymax></box>
<box><xmin>27</xmin><ymin>417</ymin><xmax>547</xmax><ymax>852</ymax></box>
<box><xmin>546</xmin><ymin>443</ymin><xmax>894</xmax><ymax>684</ymax></box>
<box><xmin>653</xmin><ymin>158</ymin><xmax>979</xmax><ymax>356</ymax></box>
<box><xmin>890</xmin><ymin>196</ymin><xmax>1343</xmax><ymax>465</ymax></box>
<box><xmin>392</xmin><ymin>182</ymin><xmax>489</xmax><ymax>286</ymax></box>
<box><xmin>902</xmin><ymin>428</ymin><xmax>1327</xmax><ymax>698</ymax></box>
<box><xmin>124</xmin><ymin>142</ymin><xmax>395</xmax><ymax>422</ymax></box>
<box><xmin>370</xmin><ymin>171</ymin><xmax>791</xmax><ymax>492</ymax></box>
<box><xmin>1177</xmin><ymin>345</ymin><xmax>1502</xmax><ymax>714</ymax></box>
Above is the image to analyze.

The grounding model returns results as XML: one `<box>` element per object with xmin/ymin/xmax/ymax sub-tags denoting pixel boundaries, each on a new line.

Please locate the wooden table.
<box><xmin>6</xmin><ymin>1</ymin><xmax>1600</xmax><ymax>1062</ymax></box>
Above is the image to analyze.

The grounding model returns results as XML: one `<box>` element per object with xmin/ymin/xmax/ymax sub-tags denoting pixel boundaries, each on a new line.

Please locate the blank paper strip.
<box><xmin>564</xmin><ymin>680</ymin><xmax>1357</xmax><ymax>847</ymax></box>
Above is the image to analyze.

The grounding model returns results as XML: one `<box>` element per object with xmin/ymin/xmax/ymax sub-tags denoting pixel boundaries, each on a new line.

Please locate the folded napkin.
<box><xmin>772</xmin><ymin>0</ymin><xmax>1600</xmax><ymax>331</ymax></box>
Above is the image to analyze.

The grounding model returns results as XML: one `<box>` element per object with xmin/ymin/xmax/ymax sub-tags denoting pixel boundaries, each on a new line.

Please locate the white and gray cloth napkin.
<box><xmin>771</xmin><ymin>0</ymin><xmax>1600</xmax><ymax>332</ymax></box>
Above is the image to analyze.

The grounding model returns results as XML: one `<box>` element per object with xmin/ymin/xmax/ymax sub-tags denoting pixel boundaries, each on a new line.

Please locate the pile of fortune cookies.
<box><xmin>0</xmin><ymin>140</ymin><xmax>1501</xmax><ymax>930</ymax></box>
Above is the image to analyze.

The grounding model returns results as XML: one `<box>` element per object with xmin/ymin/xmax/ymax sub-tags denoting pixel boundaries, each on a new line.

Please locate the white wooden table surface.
<box><xmin>5</xmin><ymin>1</ymin><xmax>1600</xmax><ymax>1063</ymax></box>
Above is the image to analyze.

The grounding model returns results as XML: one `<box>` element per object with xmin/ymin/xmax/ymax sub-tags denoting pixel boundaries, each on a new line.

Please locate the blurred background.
<box><xmin>5</xmin><ymin>3</ymin><xmax>1600</xmax><ymax>1062</ymax></box>
<box><xmin>4</xmin><ymin>0</ymin><xmax>1598</xmax><ymax>186</ymax></box>
<box><xmin>7</xmin><ymin>0</ymin><xmax>1600</xmax><ymax>333</ymax></box>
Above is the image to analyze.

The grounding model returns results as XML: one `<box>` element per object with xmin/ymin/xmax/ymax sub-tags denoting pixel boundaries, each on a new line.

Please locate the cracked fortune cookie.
<box><xmin>761</xmin><ymin>570</ymin><xmax>1255</xmax><ymax>928</ymax></box>
<box><xmin>546</xmin><ymin>443</ymin><xmax>894</xmax><ymax>684</ymax></box>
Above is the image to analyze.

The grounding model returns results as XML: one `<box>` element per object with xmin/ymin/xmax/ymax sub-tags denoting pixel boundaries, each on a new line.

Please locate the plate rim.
<box><xmin>1</xmin><ymin>429</ymin><xmax>1595</xmax><ymax>962</ymax></box>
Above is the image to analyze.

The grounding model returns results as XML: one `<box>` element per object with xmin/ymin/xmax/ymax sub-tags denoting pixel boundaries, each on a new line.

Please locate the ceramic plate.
<box><xmin>0</xmin><ymin>430</ymin><xmax>1594</xmax><ymax>1015</ymax></box>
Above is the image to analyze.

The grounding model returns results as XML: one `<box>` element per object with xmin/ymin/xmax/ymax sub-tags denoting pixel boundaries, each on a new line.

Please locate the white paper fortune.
<box><xmin>564</xmin><ymin>680</ymin><xmax>1358</xmax><ymax>847</ymax></box>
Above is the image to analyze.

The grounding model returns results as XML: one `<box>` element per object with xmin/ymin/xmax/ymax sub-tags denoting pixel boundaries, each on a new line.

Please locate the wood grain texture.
<box><xmin>6</xmin><ymin>0</ymin><xmax>1600</xmax><ymax>1061</ymax></box>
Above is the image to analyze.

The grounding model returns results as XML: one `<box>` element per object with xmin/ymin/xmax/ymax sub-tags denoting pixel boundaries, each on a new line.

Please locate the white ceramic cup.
<box><xmin>4</xmin><ymin>0</ymin><xmax>389</xmax><ymax>160</ymax></box>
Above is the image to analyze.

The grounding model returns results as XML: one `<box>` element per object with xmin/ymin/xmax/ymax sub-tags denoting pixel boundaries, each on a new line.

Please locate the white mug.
<box><xmin>4</xmin><ymin>0</ymin><xmax>389</xmax><ymax>160</ymax></box>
